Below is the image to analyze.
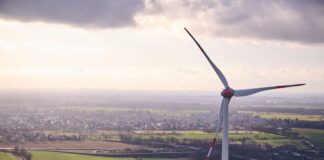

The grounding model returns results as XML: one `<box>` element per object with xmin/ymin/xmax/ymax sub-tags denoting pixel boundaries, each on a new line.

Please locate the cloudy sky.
<box><xmin>0</xmin><ymin>0</ymin><xmax>323</xmax><ymax>92</ymax></box>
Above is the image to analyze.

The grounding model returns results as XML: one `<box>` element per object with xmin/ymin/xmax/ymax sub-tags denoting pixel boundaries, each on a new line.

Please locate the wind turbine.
<box><xmin>184</xmin><ymin>28</ymin><xmax>305</xmax><ymax>160</ymax></box>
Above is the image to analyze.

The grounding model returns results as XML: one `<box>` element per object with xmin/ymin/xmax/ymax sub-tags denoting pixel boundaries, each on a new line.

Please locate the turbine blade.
<box><xmin>184</xmin><ymin>27</ymin><xmax>229</xmax><ymax>88</ymax></box>
<box><xmin>206</xmin><ymin>98</ymin><xmax>225</xmax><ymax>159</ymax></box>
<box><xmin>234</xmin><ymin>83</ymin><xmax>305</xmax><ymax>97</ymax></box>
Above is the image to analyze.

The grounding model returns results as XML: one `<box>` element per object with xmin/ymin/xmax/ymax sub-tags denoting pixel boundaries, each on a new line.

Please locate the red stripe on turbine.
<box><xmin>210</xmin><ymin>138</ymin><xmax>216</xmax><ymax>147</ymax></box>
<box><xmin>206</xmin><ymin>138</ymin><xmax>218</xmax><ymax>160</ymax></box>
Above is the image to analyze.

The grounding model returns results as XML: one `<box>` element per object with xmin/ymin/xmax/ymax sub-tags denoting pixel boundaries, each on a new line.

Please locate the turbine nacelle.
<box><xmin>221</xmin><ymin>87</ymin><xmax>234</xmax><ymax>98</ymax></box>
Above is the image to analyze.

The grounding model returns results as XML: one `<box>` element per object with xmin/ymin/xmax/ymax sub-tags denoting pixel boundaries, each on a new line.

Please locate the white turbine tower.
<box><xmin>184</xmin><ymin>28</ymin><xmax>305</xmax><ymax>160</ymax></box>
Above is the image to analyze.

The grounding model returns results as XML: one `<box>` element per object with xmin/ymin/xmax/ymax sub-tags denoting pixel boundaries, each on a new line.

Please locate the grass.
<box><xmin>32</xmin><ymin>151</ymin><xmax>174</xmax><ymax>160</ymax></box>
<box><xmin>164</xmin><ymin>132</ymin><xmax>212</xmax><ymax>140</ymax></box>
<box><xmin>133</xmin><ymin>130</ymin><xmax>283</xmax><ymax>141</ymax></box>
<box><xmin>255</xmin><ymin>139</ymin><xmax>309</xmax><ymax>149</ymax></box>
<box><xmin>132</xmin><ymin>130</ymin><xmax>211</xmax><ymax>140</ymax></box>
<box><xmin>292</xmin><ymin>128</ymin><xmax>324</xmax><ymax>150</ymax></box>
<box><xmin>0</xmin><ymin>152</ymin><xmax>16</xmax><ymax>160</ymax></box>
<box><xmin>135</xmin><ymin>130</ymin><xmax>308</xmax><ymax>149</ymax></box>
<box><xmin>241</xmin><ymin>111</ymin><xmax>324</xmax><ymax>121</ymax></box>
<box><xmin>228</xmin><ymin>132</ymin><xmax>283</xmax><ymax>140</ymax></box>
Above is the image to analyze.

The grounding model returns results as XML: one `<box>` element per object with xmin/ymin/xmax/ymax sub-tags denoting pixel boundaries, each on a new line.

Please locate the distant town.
<box><xmin>0</xmin><ymin>90</ymin><xmax>323</xmax><ymax>160</ymax></box>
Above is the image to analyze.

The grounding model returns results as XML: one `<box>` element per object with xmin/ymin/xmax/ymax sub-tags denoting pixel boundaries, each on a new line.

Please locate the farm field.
<box><xmin>255</xmin><ymin>139</ymin><xmax>309</xmax><ymax>149</ymax></box>
<box><xmin>134</xmin><ymin>130</ymin><xmax>309</xmax><ymax>149</ymax></box>
<box><xmin>292</xmin><ymin>128</ymin><xmax>324</xmax><ymax>150</ymax></box>
<box><xmin>240</xmin><ymin>111</ymin><xmax>324</xmax><ymax>121</ymax></box>
<box><xmin>39</xmin><ymin>130</ymin><xmax>284</xmax><ymax>142</ymax></box>
<box><xmin>0</xmin><ymin>152</ymin><xmax>16</xmax><ymax>160</ymax></box>
<box><xmin>133</xmin><ymin>130</ymin><xmax>283</xmax><ymax>141</ymax></box>
<box><xmin>35</xmin><ymin>130</ymin><xmax>125</xmax><ymax>141</ymax></box>
<box><xmin>32</xmin><ymin>151</ymin><xmax>174</xmax><ymax>160</ymax></box>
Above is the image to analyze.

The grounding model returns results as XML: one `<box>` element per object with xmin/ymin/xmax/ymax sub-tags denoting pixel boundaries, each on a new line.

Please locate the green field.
<box><xmin>134</xmin><ymin>130</ymin><xmax>309</xmax><ymax>149</ymax></box>
<box><xmin>32</xmin><ymin>151</ymin><xmax>174</xmax><ymax>160</ymax></box>
<box><xmin>241</xmin><ymin>111</ymin><xmax>324</xmax><ymax>121</ymax></box>
<box><xmin>133</xmin><ymin>130</ymin><xmax>283</xmax><ymax>141</ymax></box>
<box><xmin>228</xmin><ymin>132</ymin><xmax>283</xmax><ymax>140</ymax></box>
<box><xmin>0</xmin><ymin>152</ymin><xmax>16</xmax><ymax>160</ymax></box>
<box><xmin>255</xmin><ymin>139</ymin><xmax>309</xmax><ymax>149</ymax></box>
<box><xmin>292</xmin><ymin>128</ymin><xmax>324</xmax><ymax>150</ymax></box>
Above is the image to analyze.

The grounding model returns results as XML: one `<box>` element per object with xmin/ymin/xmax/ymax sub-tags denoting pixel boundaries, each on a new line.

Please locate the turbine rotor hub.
<box><xmin>221</xmin><ymin>88</ymin><xmax>234</xmax><ymax>98</ymax></box>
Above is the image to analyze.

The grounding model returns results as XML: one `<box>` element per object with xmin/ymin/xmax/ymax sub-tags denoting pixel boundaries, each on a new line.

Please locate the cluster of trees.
<box><xmin>23</xmin><ymin>132</ymin><xmax>83</xmax><ymax>141</ymax></box>
<box><xmin>0</xmin><ymin>128</ymin><xmax>83</xmax><ymax>143</ymax></box>
<box><xmin>237</xmin><ymin>107</ymin><xmax>324</xmax><ymax>115</ymax></box>
<box><xmin>263</xmin><ymin>118</ymin><xmax>324</xmax><ymax>129</ymax></box>
<box><xmin>120</xmin><ymin>134</ymin><xmax>206</xmax><ymax>146</ymax></box>
<box><xmin>287</xmin><ymin>120</ymin><xmax>324</xmax><ymax>129</ymax></box>
<box><xmin>0</xmin><ymin>130</ymin><xmax>83</xmax><ymax>143</ymax></box>
<box><xmin>234</xmin><ymin>112</ymin><xmax>324</xmax><ymax>132</ymax></box>
<box><xmin>12</xmin><ymin>147</ymin><xmax>32</xmax><ymax>160</ymax></box>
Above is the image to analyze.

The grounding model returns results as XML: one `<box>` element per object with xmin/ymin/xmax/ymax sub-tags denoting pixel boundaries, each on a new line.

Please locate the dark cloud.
<box><xmin>149</xmin><ymin>0</ymin><xmax>324</xmax><ymax>44</ymax></box>
<box><xmin>0</xmin><ymin>0</ymin><xmax>145</xmax><ymax>28</ymax></box>
<box><xmin>0</xmin><ymin>0</ymin><xmax>323</xmax><ymax>44</ymax></box>
<box><xmin>213</xmin><ymin>0</ymin><xmax>324</xmax><ymax>44</ymax></box>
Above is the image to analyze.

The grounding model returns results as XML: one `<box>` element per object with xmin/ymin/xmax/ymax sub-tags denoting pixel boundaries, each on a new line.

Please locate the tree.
<box><xmin>13</xmin><ymin>146</ymin><xmax>19</xmax><ymax>155</ymax></box>
<box><xmin>12</xmin><ymin>147</ymin><xmax>32</xmax><ymax>160</ymax></box>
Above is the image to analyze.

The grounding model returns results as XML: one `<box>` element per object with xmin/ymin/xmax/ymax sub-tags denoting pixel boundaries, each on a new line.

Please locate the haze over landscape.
<box><xmin>0</xmin><ymin>0</ymin><xmax>323</xmax><ymax>160</ymax></box>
